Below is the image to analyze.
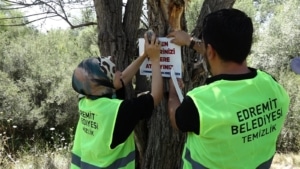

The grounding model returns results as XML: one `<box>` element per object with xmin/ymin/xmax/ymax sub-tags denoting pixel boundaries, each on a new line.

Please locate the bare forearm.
<box><xmin>150</xmin><ymin>60</ymin><xmax>163</xmax><ymax>106</ymax></box>
<box><xmin>121</xmin><ymin>54</ymin><xmax>146</xmax><ymax>85</ymax></box>
<box><xmin>168</xmin><ymin>80</ymin><xmax>180</xmax><ymax>129</ymax></box>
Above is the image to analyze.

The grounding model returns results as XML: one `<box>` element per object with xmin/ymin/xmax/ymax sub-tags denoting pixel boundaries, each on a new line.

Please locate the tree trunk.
<box><xmin>187</xmin><ymin>0</ymin><xmax>236</xmax><ymax>88</ymax></box>
<box><xmin>142</xmin><ymin>0</ymin><xmax>236</xmax><ymax>169</ymax></box>
<box><xmin>94</xmin><ymin>0</ymin><xmax>143</xmax><ymax>72</ymax></box>
<box><xmin>94</xmin><ymin>0</ymin><xmax>235</xmax><ymax>168</ymax></box>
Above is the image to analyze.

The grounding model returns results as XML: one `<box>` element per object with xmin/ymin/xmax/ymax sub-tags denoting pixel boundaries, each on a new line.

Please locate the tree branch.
<box><xmin>0</xmin><ymin>12</ymin><xmax>54</xmax><ymax>20</ymax></box>
<box><xmin>0</xmin><ymin>0</ymin><xmax>96</xmax><ymax>29</ymax></box>
<box><xmin>70</xmin><ymin>22</ymin><xmax>97</xmax><ymax>29</ymax></box>
<box><xmin>0</xmin><ymin>15</ymin><xmax>57</xmax><ymax>26</ymax></box>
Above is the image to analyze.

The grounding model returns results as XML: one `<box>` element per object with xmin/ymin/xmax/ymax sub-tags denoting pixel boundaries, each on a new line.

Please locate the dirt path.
<box><xmin>271</xmin><ymin>153</ymin><xmax>300</xmax><ymax>169</ymax></box>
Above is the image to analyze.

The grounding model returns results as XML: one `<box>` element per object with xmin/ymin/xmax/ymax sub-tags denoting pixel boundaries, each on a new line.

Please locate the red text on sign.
<box><xmin>160</xmin><ymin>57</ymin><xmax>170</xmax><ymax>62</ymax></box>
<box><xmin>161</xmin><ymin>41</ymin><xmax>168</xmax><ymax>47</ymax></box>
<box><xmin>146</xmin><ymin>64</ymin><xmax>173</xmax><ymax>70</ymax></box>
<box><xmin>161</xmin><ymin>48</ymin><xmax>175</xmax><ymax>54</ymax></box>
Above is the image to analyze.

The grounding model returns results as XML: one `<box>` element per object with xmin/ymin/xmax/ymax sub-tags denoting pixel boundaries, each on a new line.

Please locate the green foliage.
<box><xmin>0</xmin><ymin>72</ymin><xmax>25</xmax><ymax>118</ymax></box>
<box><xmin>234</xmin><ymin>0</ymin><xmax>261</xmax><ymax>45</ymax></box>
<box><xmin>0</xmin><ymin>12</ymin><xmax>8</xmax><ymax>32</ymax></box>
<box><xmin>0</xmin><ymin>0</ymin><xmax>299</xmax><ymax>164</ymax></box>
<box><xmin>254</xmin><ymin>0</ymin><xmax>284</xmax><ymax>24</ymax></box>
<box><xmin>185</xmin><ymin>0</ymin><xmax>204</xmax><ymax>33</ymax></box>
<box><xmin>0</xmin><ymin>8</ymin><xmax>36</xmax><ymax>33</ymax></box>
<box><xmin>249</xmin><ymin>0</ymin><xmax>300</xmax><ymax>152</ymax></box>
<box><xmin>0</xmin><ymin>23</ymin><xmax>99</xmax><ymax>156</ymax></box>
<box><xmin>76</xmin><ymin>26</ymin><xmax>99</xmax><ymax>56</ymax></box>
<box><xmin>266</xmin><ymin>0</ymin><xmax>300</xmax><ymax>55</ymax></box>
<box><xmin>79</xmin><ymin>8</ymin><xmax>97</xmax><ymax>25</ymax></box>
<box><xmin>251</xmin><ymin>0</ymin><xmax>300</xmax><ymax>74</ymax></box>
<box><xmin>234</xmin><ymin>0</ymin><xmax>256</xmax><ymax>19</ymax></box>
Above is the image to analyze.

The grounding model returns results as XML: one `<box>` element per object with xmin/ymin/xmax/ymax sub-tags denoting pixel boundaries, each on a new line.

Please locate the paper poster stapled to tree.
<box><xmin>138</xmin><ymin>37</ymin><xmax>182</xmax><ymax>78</ymax></box>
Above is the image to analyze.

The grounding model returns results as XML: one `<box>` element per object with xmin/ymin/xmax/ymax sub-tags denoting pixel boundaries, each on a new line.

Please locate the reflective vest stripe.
<box><xmin>257</xmin><ymin>156</ymin><xmax>274</xmax><ymax>169</ymax></box>
<box><xmin>184</xmin><ymin>148</ymin><xmax>207</xmax><ymax>169</ymax></box>
<box><xmin>72</xmin><ymin>151</ymin><xmax>135</xmax><ymax>169</ymax></box>
<box><xmin>72</xmin><ymin>153</ymin><xmax>82</xmax><ymax>168</ymax></box>
<box><xmin>184</xmin><ymin>148</ymin><xmax>274</xmax><ymax>169</ymax></box>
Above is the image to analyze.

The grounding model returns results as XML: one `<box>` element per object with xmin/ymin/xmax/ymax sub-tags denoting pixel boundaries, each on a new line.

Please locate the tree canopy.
<box><xmin>0</xmin><ymin>1</ymin><xmax>299</xmax><ymax>167</ymax></box>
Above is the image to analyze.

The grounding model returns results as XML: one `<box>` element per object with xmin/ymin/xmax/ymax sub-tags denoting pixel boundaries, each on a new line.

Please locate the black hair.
<box><xmin>202</xmin><ymin>8</ymin><xmax>253</xmax><ymax>64</ymax></box>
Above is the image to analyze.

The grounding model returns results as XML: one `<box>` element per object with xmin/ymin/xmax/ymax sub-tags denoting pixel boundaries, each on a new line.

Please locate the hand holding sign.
<box><xmin>143</xmin><ymin>31</ymin><xmax>161</xmax><ymax>62</ymax></box>
<box><xmin>146</xmin><ymin>30</ymin><xmax>154</xmax><ymax>44</ymax></box>
<box><xmin>139</xmin><ymin>37</ymin><xmax>182</xmax><ymax>78</ymax></box>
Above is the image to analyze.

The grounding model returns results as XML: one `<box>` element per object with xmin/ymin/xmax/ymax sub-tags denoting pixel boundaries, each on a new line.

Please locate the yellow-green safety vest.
<box><xmin>183</xmin><ymin>70</ymin><xmax>289</xmax><ymax>169</ymax></box>
<box><xmin>71</xmin><ymin>97</ymin><xmax>135</xmax><ymax>169</ymax></box>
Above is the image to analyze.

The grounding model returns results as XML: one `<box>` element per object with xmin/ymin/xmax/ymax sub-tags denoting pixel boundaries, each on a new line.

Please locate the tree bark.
<box><xmin>94</xmin><ymin>0</ymin><xmax>143</xmax><ymax>71</ymax></box>
<box><xmin>191</xmin><ymin>0</ymin><xmax>236</xmax><ymax>37</ymax></box>
<box><xmin>186</xmin><ymin>0</ymin><xmax>236</xmax><ymax>88</ymax></box>
<box><xmin>142</xmin><ymin>0</ymin><xmax>236</xmax><ymax>169</ymax></box>
<box><xmin>94</xmin><ymin>0</ymin><xmax>236</xmax><ymax>168</ymax></box>
<box><xmin>94</xmin><ymin>0</ymin><xmax>144</xmax><ymax>100</ymax></box>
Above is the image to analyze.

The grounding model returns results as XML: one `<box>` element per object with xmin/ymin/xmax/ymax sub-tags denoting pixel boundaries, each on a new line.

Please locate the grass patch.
<box><xmin>1</xmin><ymin>151</ymin><xmax>71</xmax><ymax>169</ymax></box>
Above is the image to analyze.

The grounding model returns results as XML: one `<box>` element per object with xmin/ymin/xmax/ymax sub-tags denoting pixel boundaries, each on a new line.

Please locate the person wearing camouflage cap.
<box><xmin>71</xmin><ymin>32</ymin><xmax>163</xmax><ymax>169</ymax></box>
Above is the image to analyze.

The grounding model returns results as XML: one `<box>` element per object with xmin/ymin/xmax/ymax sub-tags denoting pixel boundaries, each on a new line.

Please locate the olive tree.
<box><xmin>94</xmin><ymin>0</ymin><xmax>235</xmax><ymax>168</ymax></box>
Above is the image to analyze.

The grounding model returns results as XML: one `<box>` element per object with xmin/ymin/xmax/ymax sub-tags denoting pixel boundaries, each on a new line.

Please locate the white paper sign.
<box><xmin>138</xmin><ymin>37</ymin><xmax>182</xmax><ymax>78</ymax></box>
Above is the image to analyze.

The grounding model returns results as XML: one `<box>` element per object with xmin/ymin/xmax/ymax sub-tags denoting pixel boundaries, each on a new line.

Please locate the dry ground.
<box><xmin>271</xmin><ymin>153</ymin><xmax>300</xmax><ymax>169</ymax></box>
<box><xmin>2</xmin><ymin>152</ymin><xmax>300</xmax><ymax>169</ymax></box>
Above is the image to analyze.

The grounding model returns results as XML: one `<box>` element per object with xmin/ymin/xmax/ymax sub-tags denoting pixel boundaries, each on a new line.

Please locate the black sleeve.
<box><xmin>111</xmin><ymin>94</ymin><xmax>154</xmax><ymax>148</ymax></box>
<box><xmin>175</xmin><ymin>96</ymin><xmax>200</xmax><ymax>135</ymax></box>
<box><xmin>115</xmin><ymin>79</ymin><xmax>126</xmax><ymax>99</ymax></box>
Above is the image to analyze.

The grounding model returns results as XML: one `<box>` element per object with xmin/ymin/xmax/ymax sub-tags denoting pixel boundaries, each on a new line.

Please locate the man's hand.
<box><xmin>167</xmin><ymin>30</ymin><xmax>191</xmax><ymax>46</ymax></box>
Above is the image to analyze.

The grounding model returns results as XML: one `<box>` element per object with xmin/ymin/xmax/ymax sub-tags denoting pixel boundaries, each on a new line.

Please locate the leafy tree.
<box><xmin>93</xmin><ymin>0</ymin><xmax>235</xmax><ymax>168</ymax></box>
<box><xmin>234</xmin><ymin>0</ymin><xmax>255</xmax><ymax>18</ymax></box>
<box><xmin>2</xmin><ymin>0</ymin><xmax>237</xmax><ymax>167</ymax></box>
<box><xmin>251</xmin><ymin>0</ymin><xmax>284</xmax><ymax>24</ymax></box>
<box><xmin>250</xmin><ymin>0</ymin><xmax>300</xmax><ymax>152</ymax></box>
<box><xmin>3</xmin><ymin>0</ymin><xmax>300</xmax><ymax>166</ymax></box>
<box><xmin>0</xmin><ymin>26</ymin><xmax>96</xmax><ymax>152</ymax></box>
<box><xmin>0</xmin><ymin>0</ymin><xmax>96</xmax><ymax>28</ymax></box>
<box><xmin>76</xmin><ymin>26</ymin><xmax>99</xmax><ymax>56</ymax></box>
<box><xmin>185</xmin><ymin>0</ymin><xmax>204</xmax><ymax>33</ymax></box>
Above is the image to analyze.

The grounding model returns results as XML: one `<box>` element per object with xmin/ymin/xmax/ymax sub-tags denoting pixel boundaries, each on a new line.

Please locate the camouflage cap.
<box><xmin>72</xmin><ymin>56</ymin><xmax>116</xmax><ymax>97</ymax></box>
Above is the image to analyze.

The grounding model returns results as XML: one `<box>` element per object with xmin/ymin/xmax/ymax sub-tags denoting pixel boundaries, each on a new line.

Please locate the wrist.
<box><xmin>189</xmin><ymin>37</ymin><xmax>202</xmax><ymax>49</ymax></box>
<box><xmin>141</xmin><ymin>52</ymin><xmax>147</xmax><ymax>59</ymax></box>
<box><xmin>189</xmin><ymin>38</ymin><xmax>195</xmax><ymax>49</ymax></box>
<box><xmin>150</xmin><ymin>58</ymin><xmax>160</xmax><ymax>63</ymax></box>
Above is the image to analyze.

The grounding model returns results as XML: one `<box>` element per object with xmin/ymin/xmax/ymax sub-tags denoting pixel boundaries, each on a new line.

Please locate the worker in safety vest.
<box><xmin>167</xmin><ymin>8</ymin><xmax>290</xmax><ymax>169</ymax></box>
<box><xmin>70</xmin><ymin>33</ymin><xmax>162</xmax><ymax>169</ymax></box>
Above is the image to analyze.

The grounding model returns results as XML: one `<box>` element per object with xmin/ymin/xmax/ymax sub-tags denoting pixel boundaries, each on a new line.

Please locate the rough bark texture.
<box><xmin>94</xmin><ymin>0</ymin><xmax>236</xmax><ymax>168</ymax></box>
<box><xmin>94</xmin><ymin>0</ymin><xmax>143</xmax><ymax>71</ymax></box>
<box><xmin>187</xmin><ymin>0</ymin><xmax>236</xmax><ymax>88</ymax></box>
<box><xmin>142</xmin><ymin>1</ymin><xmax>237</xmax><ymax>169</ymax></box>
<box><xmin>94</xmin><ymin>1</ymin><xmax>150</xmax><ymax>168</ymax></box>
<box><xmin>94</xmin><ymin>0</ymin><xmax>144</xmax><ymax>99</ymax></box>
<box><xmin>191</xmin><ymin>0</ymin><xmax>236</xmax><ymax>37</ymax></box>
<box><xmin>142</xmin><ymin>1</ymin><xmax>187</xmax><ymax>168</ymax></box>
